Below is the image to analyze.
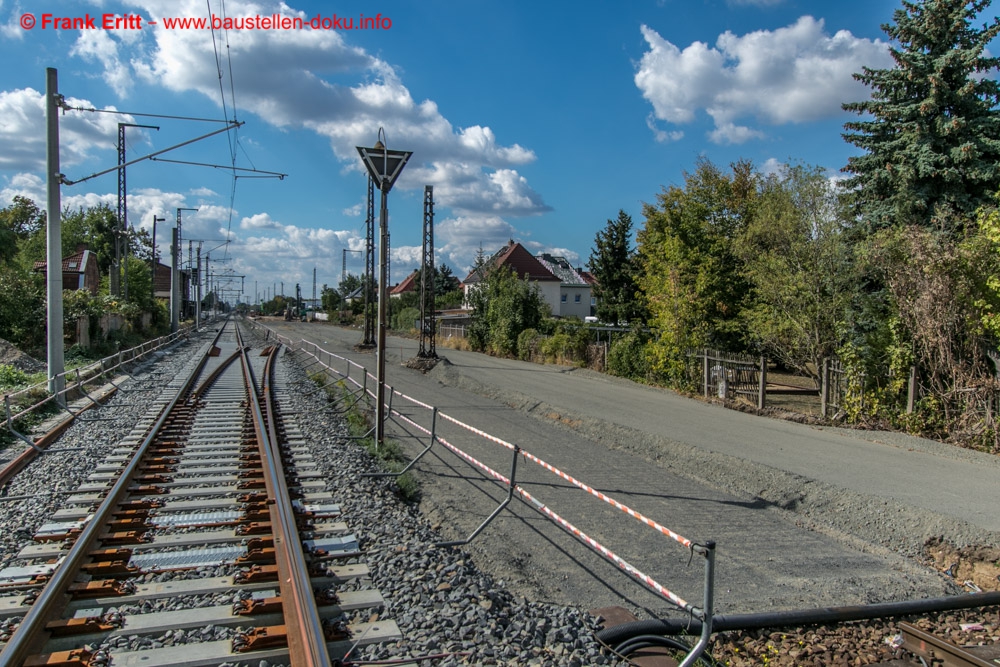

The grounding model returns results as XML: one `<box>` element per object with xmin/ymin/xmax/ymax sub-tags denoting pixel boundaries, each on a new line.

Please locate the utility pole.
<box><xmin>418</xmin><ymin>185</ymin><xmax>437</xmax><ymax>358</ymax></box>
<box><xmin>170</xmin><ymin>227</ymin><xmax>179</xmax><ymax>332</ymax></box>
<box><xmin>175</xmin><ymin>208</ymin><xmax>197</xmax><ymax>318</ymax></box>
<box><xmin>196</xmin><ymin>242</ymin><xmax>203</xmax><ymax>326</ymax></box>
<box><xmin>45</xmin><ymin>67</ymin><xmax>64</xmax><ymax>398</ymax></box>
<box><xmin>116</xmin><ymin>122</ymin><xmax>158</xmax><ymax>299</ymax></box>
<box><xmin>151</xmin><ymin>214</ymin><xmax>165</xmax><ymax>301</ymax></box>
<box><xmin>362</xmin><ymin>176</ymin><xmax>376</xmax><ymax>347</ymax></box>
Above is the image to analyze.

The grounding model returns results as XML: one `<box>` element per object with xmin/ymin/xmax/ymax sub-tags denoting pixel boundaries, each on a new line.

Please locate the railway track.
<box><xmin>0</xmin><ymin>317</ymin><xmax>997</xmax><ymax>665</ymax></box>
<box><xmin>0</xmin><ymin>320</ymin><xmax>399</xmax><ymax>666</ymax></box>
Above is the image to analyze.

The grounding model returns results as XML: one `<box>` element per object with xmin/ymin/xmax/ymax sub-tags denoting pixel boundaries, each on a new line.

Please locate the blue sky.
<box><xmin>0</xmin><ymin>0</ymin><xmax>954</xmax><ymax>302</ymax></box>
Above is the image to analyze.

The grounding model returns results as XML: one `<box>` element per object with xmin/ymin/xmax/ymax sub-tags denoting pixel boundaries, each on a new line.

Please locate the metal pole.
<box><xmin>170</xmin><ymin>227</ymin><xmax>179</xmax><ymax>333</ymax></box>
<box><xmin>363</xmin><ymin>176</ymin><xmax>376</xmax><ymax>346</ymax></box>
<box><xmin>376</xmin><ymin>185</ymin><xmax>389</xmax><ymax>445</ymax></box>
<box><xmin>758</xmin><ymin>355</ymin><xmax>767</xmax><ymax>410</ymax></box>
<box><xmin>196</xmin><ymin>248</ymin><xmax>202</xmax><ymax>327</ymax></box>
<box><xmin>45</xmin><ymin>67</ymin><xmax>64</xmax><ymax>400</ymax></box>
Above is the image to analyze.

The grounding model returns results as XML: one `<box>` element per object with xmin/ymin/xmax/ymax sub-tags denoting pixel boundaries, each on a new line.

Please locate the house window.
<box><xmin>560</xmin><ymin>294</ymin><xmax>567</xmax><ymax>303</ymax></box>
<box><xmin>591</xmin><ymin>297</ymin><xmax>596</xmax><ymax>306</ymax></box>
<box><xmin>574</xmin><ymin>294</ymin><xmax>581</xmax><ymax>303</ymax></box>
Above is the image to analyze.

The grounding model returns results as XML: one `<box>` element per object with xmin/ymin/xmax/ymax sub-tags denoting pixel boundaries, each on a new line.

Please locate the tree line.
<box><xmin>0</xmin><ymin>198</ymin><xmax>171</xmax><ymax>356</ymax></box>
<box><xmin>474</xmin><ymin>0</ymin><xmax>1000</xmax><ymax>450</ymax></box>
<box><xmin>591</xmin><ymin>0</ymin><xmax>1000</xmax><ymax>451</ymax></box>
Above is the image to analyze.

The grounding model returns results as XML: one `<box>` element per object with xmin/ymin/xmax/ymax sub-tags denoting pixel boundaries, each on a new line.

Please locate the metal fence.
<box><xmin>439</xmin><ymin>324</ymin><xmax>466</xmax><ymax>339</ymax></box>
<box><xmin>249</xmin><ymin>319</ymin><xmax>719</xmax><ymax>666</ymax></box>
<box><xmin>689</xmin><ymin>349</ymin><xmax>766</xmax><ymax>409</ymax></box>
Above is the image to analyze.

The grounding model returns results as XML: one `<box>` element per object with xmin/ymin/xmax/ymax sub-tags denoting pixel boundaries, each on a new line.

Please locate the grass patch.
<box><xmin>309</xmin><ymin>371</ymin><xmax>422</xmax><ymax>502</ymax></box>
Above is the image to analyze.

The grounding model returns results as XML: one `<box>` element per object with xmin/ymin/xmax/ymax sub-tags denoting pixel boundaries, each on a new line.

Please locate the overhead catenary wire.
<box><xmin>61</xmin><ymin>104</ymin><xmax>233</xmax><ymax>124</ymax></box>
<box><xmin>148</xmin><ymin>156</ymin><xmax>286</xmax><ymax>179</ymax></box>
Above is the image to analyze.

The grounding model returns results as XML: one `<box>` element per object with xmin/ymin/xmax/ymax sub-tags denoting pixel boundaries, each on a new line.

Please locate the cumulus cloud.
<box><xmin>71</xmin><ymin>31</ymin><xmax>133</xmax><ymax>96</ymax></box>
<box><xmin>0</xmin><ymin>172</ymin><xmax>45</xmax><ymax>205</ymax></box>
<box><xmin>241</xmin><ymin>212</ymin><xmax>283</xmax><ymax>230</ymax></box>
<box><xmin>100</xmin><ymin>0</ymin><xmax>549</xmax><ymax>217</ymax></box>
<box><xmin>0</xmin><ymin>89</ymin><xmax>134</xmax><ymax>172</ymax></box>
<box><xmin>406</xmin><ymin>162</ymin><xmax>550</xmax><ymax>217</ymax></box>
<box><xmin>635</xmin><ymin>17</ymin><xmax>892</xmax><ymax>144</ymax></box>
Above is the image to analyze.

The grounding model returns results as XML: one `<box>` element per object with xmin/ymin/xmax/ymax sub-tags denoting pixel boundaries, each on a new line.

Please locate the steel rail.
<box><xmin>238</xmin><ymin>326</ymin><xmax>331</xmax><ymax>667</ymax></box>
<box><xmin>0</xmin><ymin>321</ymin><xmax>229</xmax><ymax>665</ymax></box>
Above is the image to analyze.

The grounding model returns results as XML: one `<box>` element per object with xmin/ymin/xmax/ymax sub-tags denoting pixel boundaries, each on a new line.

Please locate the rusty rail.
<box><xmin>241</xmin><ymin>336</ymin><xmax>331</xmax><ymax>666</ymax></box>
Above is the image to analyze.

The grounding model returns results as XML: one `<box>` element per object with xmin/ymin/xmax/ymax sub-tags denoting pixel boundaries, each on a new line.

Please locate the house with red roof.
<box><xmin>32</xmin><ymin>244</ymin><xmax>100</xmax><ymax>295</ymax></box>
<box><xmin>463</xmin><ymin>241</ymin><xmax>595</xmax><ymax>317</ymax></box>
<box><xmin>390</xmin><ymin>270</ymin><xmax>419</xmax><ymax>298</ymax></box>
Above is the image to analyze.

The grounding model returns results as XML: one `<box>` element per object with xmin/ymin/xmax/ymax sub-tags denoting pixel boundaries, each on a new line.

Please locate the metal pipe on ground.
<box><xmin>596</xmin><ymin>591</ymin><xmax>1000</xmax><ymax>644</ymax></box>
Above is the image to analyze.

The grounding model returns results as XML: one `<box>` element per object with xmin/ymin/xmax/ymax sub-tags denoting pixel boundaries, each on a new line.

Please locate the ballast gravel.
<box><xmin>2</xmin><ymin>325</ymin><xmax>997</xmax><ymax>666</ymax></box>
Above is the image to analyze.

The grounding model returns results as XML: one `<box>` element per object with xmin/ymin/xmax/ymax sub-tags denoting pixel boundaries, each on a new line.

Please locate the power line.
<box><xmin>149</xmin><ymin>156</ymin><xmax>286</xmax><ymax>179</ymax></box>
<box><xmin>61</xmin><ymin>104</ymin><xmax>231</xmax><ymax>124</ymax></box>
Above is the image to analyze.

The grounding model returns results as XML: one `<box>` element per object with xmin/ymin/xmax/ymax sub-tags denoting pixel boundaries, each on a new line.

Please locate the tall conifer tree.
<box><xmin>589</xmin><ymin>210</ymin><xmax>645</xmax><ymax>325</ymax></box>
<box><xmin>842</xmin><ymin>0</ymin><xmax>1000</xmax><ymax>234</ymax></box>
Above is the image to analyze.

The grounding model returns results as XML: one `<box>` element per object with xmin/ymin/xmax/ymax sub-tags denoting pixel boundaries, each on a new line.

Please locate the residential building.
<box><xmin>536</xmin><ymin>253</ymin><xmax>594</xmax><ymax>320</ymax></box>
<box><xmin>32</xmin><ymin>244</ymin><xmax>100</xmax><ymax>295</ymax></box>
<box><xmin>463</xmin><ymin>241</ymin><xmax>594</xmax><ymax>318</ymax></box>
<box><xmin>390</xmin><ymin>270</ymin><xmax>419</xmax><ymax>298</ymax></box>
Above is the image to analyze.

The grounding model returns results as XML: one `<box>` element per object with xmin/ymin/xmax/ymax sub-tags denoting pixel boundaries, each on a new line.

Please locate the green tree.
<box><xmin>589</xmin><ymin>210</ymin><xmax>645</xmax><ymax>325</ymax></box>
<box><xmin>0</xmin><ymin>264</ymin><xmax>45</xmax><ymax>352</ymax></box>
<box><xmin>736</xmin><ymin>164</ymin><xmax>855</xmax><ymax>381</ymax></box>
<box><xmin>58</xmin><ymin>203</ymin><xmax>118</xmax><ymax>275</ymax></box>
<box><xmin>467</xmin><ymin>264</ymin><xmax>548</xmax><ymax>356</ymax></box>
<box><xmin>434</xmin><ymin>264</ymin><xmax>460</xmax><ymax>294</ymax></box>
<box><xmin>0</xmin><ymin>196</ymin><xmax>45</xmax><ymax>264</ymax></box>
<box><xmin>842</xmin><ymin>0</ymin><xmax>1000</xmax><ymax>233</ymax></box>
<box><xmin>637</xmin><ymin>158</ymin><xmax>757</xmax><ymax>381</ymax></box>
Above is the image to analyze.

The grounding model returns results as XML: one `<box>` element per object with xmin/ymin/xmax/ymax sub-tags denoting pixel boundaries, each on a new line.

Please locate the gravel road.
<box><xmin>265</xmin><ymin>320</ymin><xmax>1000</xmax><ymax>622</ymax></box>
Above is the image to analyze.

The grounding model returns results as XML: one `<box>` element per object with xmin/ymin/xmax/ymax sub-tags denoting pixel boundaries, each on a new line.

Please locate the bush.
<box><xmin>391</xmin><ymin>306</ymin><xmax>420</xmax><ymax>331</ymax></box>
<box><xmin>607</xmin><ymin>329</ymin><xmax>651</xmax><ymax>381</ymax></box>
<box><xmin>0</xmin><ymin>364</ymin><xmax>29</xmax><ymax>389</ymax></box>
<box><xmin>517</xmin><ymin>328</ymin><xmax>540</xmax><ymax>361</ymax></box>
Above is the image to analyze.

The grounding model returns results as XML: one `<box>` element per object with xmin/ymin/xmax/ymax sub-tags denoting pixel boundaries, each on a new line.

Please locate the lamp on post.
<box><xmin>356</xmin><ymin>129</ymin><xmax>411</xmax><ymax>446</ymax></box>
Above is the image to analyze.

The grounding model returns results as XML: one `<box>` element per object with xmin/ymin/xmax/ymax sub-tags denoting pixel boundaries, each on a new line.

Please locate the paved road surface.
<box><xmin>264</xmin><ymin>319</ymin><xmax>999</xmax><ymax>618</ymax></box>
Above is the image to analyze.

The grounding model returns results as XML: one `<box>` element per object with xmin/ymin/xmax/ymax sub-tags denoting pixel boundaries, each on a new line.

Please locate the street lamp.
<box><xmin>357</xmin><ymin>129</ymin><xmax>411</xmax><ymax>445</ymax></box>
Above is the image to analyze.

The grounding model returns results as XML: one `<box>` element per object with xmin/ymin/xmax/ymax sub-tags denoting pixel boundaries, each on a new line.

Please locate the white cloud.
<box><xmin>406</xmin><ymin>162</ymin><xmax>550</xmax><ymax>217</ymax></box>
<box><xmin>0</xmin><ymin>172</ymin><xmax>44</xmax><ymax>205</ymax></box>
<box><xmin>391</xmin><ymin>245</ymin><xmax>422</xmax><ymax>269</ymax></box>
<box><xmin>0</xmin><ymin>89</ymin><xmax>135</xmax><ymax>172</ymax></box>
<box><xmin>760</xmin><ymin>157</ymin><xmax>784</xmax><ymax>177</ymax></box>
<box><xmin>436</xmin><ymin>215</ymin><xmax>522</xmax><ymax>275</ymax></box>
<box><xmin>635</xmin><ymin>17</ymin><xmax>892</xmax><ymax>144</ymax></box>
<box><xmin>646</xmin><ymin>114</ymin><xmax>683</xmax><ymax>143</ymax></box>
<box><xmin>708</xmin><ymin>122</ymin><xmax>765</xmax><ymax>144</ymax></box>
<box><xmin>1</xmin><ymin>2</ymin><xmax>26</xmax><ymax>40</ymax></box>
<box><xmin>104</xmin><ymin>0</ymin><xmax>548</xmax><ymax>217</ymax></box>
<box><xmin>70</xmin><ymin>30</ymin><xmax>132</xmax><ymax>96</ymax></box>
<box><xmin>241</xmin><ymin>212</ymin><xmax>282</xmax><ymax>230</ymax></box>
